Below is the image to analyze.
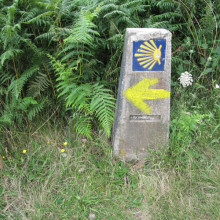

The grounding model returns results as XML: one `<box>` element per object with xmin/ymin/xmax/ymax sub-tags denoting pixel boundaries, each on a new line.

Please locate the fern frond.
<box><xmin>90</xmin><ymin>83</ymin><xmax>115</xmax><ymax>138</ymax></box>
<box><xmin>122</xmin><ymin>0</ymin><xmax>145</xmax><ymax>9</ymax></box>
<box><xmin>200</xmin><ymin>5</ymin><xmax>216</xmax><ymax>33</ymax></box>
<box><xmin>17</xmin><ymin>97</ymin><xmax>38</xmax><ymax>112</ymax></box>
<box><xmin>0</xmin><ymin>13</ymin><xmax>7</xmax><ymax>23</ymax></box>
<box><xmin>168</xmin><ymin>23</ymin><xmax>184</xmax><ymax>31</ymax></box>
<box><xmin>154</xmin><ymin>12</ymin><xmax>182</xmax><ymax>21</ymax></box>
<box><xmin>103</xmin><ymin>10</ymin><xmax>126</xmax><ymax>19</ymax></box>
<box><xmin>64</xmin><ymin>10</ymin><xmax>99</xmax><ymax>46</ymax></box>
<box><xmin>27</xmin><ymin>97</ymin><xmax>46</xmax><ymax>120</ymax></box>
<box><xmin>73</xmin><ymin>113</ymin><xmax>92</xmax><ymax>139</ymax></box>
<box><xmin>0</xmin><ymin>49</ymin><xmax>22</xmax><ymax>66</ymax></box>
<box><xmin>65</xmin><ymin>83</ymin><xmax>91</xmax><ymax>110</ymax></box>
<box><xmin>60</xmin><ymin>51</ymin><xmax>79</xmax><ymax>63</ymax></box>
<box><xmin>9</xmin><ymin>66</ymin><xmax>39</xmax><ymax>98</ymax></box>
<box><xmin>116</xmin><ymin>16</ymin><xmax>138</xmax><ymax>27</ymax></box>
<box><xmin>24</xmin><ymin>11</ymin><xmax>54</xmax><ymax>25</ymax></box>
<box><xmin>0</xmin><ymin>113</ymin><xmax>12</xmax><ymax>127</ymax></box>
<box><xmin>100</xmin><ymin>3</ymin><xmax>117</xmax><ymax>12</ymax></box>
<box><xmin>21</xmin><ymin>38</ymin><xmax>43</xmax><ymax>55</ymax></box>
<box><xmin>149</xmin><ymin>21</ymin><xmax>170</xmax><ymax>29</ymax></box>
<box><xmin>60</xmin><ymin>0</ymin><xmax>77</xmax><ymax>16</ymax></box>
<box><xmin>19</xmin><ymin>8</ymin><xmax>40</xmax><ymax>23</ymax></box>
<box><xmin>156</xmin><ymin>0</ymin><xmax>177</xmax><ymax>9</ymax></box>
<box><xmin>57</xmin><ymin>27</ymin><xmax>72</xmax><ymax>36</ymax></box>
<box><xmin>27</xmin><ymin>72</ymin><xmax>50</xmax><ymax>98</ymax></box>
<box><xmin>35</xmin><ymin>25</ymin><xmax>58</xmax><ymax>43</ymax></box>
<box><xmin>0</xmin><ymin>72</ymin><xmax>15</xmax><ymax>85</ymax></box>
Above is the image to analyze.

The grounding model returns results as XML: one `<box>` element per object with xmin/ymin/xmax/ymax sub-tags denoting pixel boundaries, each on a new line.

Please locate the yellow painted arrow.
<box><xmin>123</xmin><ymin>78</ymin><xmax>170</xmax><ymax>114</ymax></box>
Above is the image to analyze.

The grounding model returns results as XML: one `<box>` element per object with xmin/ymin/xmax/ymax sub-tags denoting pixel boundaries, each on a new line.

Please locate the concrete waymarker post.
<box><xmin>113</xmin><ymin>28</ymin><xmax>171</xmax><ymax>161</ymax></box>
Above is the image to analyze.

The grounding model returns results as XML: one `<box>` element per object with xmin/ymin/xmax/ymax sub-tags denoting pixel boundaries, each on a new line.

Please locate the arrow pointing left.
<box><xmin>123</xmin><ymin>77</ymin><xmax>170</xmax><ymax>114</ymax></box>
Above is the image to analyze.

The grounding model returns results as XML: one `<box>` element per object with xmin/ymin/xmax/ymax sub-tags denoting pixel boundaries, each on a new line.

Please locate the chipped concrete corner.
<box><xmin>113</xmin><ymin>28</ymin><xmax>172</xmax><ymax>161</ymax></box>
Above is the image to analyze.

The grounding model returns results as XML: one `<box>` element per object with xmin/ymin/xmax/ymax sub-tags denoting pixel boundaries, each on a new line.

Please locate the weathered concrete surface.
<box><xmin>113</xmin><ymin>28</ymin><xmax>172</xmax><ymax>161</ymax></box>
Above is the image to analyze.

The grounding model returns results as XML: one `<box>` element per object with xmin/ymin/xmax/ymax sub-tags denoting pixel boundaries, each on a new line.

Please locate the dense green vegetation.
<box><xmin>0</xmin><ymin>0</ymin><xmax>219</xmax><ymax>219</ymax></box>
<box><xmin>0</xmin><ymin>0</ymin><xmax>219</xmax><ymax>136</ymax></box>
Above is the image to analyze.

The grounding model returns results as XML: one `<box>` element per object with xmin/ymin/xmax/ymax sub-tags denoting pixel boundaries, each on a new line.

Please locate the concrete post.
<box><xmin>113</xmin><ymin>28</ymin><xmax>172</xmax><ymax>161</ymax></box>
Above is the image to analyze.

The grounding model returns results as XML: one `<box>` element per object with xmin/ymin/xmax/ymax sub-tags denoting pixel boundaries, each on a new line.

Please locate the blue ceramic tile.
<box><xmin>133</xmin><ymin>39</ymin><xmax>166</xmax><ymax>71</ymax></box>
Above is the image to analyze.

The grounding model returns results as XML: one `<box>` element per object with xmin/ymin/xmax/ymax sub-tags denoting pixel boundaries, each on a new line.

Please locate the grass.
<box><xmin>0</xmin><ymin>87</ymin><xmax>219</xmax><ymax>219</ymax></box>
<box><xmin>0</xmin><ymin>123</ymin><xmax>143</xmax><ymax>219</ymax></box>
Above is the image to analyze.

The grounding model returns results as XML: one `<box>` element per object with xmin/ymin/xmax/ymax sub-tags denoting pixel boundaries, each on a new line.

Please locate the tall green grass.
<box><xmin>0</xmin><ymin>88</ymin><xmax>219</xmax><ymax>220</ymax></box>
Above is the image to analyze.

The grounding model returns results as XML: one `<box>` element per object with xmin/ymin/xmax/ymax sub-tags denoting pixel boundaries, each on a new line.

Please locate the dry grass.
<box><xmin>0</xmin><ymin>120</ymin><xmax>219</xmax><ymax>219</ymax></box>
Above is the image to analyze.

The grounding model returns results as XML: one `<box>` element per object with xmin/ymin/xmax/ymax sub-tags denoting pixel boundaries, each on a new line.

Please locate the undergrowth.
<box><xmin>0</xmin><ymin>96</ymin><xmax>219</xmax><ymax>219</ymax></box>
<box><xmin>0</xmin><ymin>0</ymin><xmax>219</xmax><ymax>219</ymax></box>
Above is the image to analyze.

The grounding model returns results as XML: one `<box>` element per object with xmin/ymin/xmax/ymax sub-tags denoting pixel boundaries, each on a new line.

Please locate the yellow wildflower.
<box><xmin>2</xmin><ymin>156</ymin><xmax>5</xmax><ymax>159</ymax></box>
<box><xmin>61</xmin><ymin>149</ymin><xmax>65</xmax><ymax>153</ymax></box>
<box><xmin>23</xmin><ymin>150</ymin><xmax>27</xmax><ymax>154</ymax></box>
<box><xmin>64</xmin><ymin>141</ymin><xmax>68</xmax><ymax>146</ymax></box>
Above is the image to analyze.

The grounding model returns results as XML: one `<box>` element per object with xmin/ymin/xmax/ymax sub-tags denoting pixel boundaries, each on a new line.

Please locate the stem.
<box><xmin>79</xmin><ymin>43</ymin><xmax>84</xmax><ymax>79</ymax></box>
<box><xmin>56</xmin><ymin>17</ymin><xmax>64</xmax><ymax>50</ymax></box>
<box><xmin>12</xmin><ymin>58</ymin><xmax>22</xmax><ymax>98</ymax></box>
<box><xmin>43</xmin><ymin>62</ymin><xmax>57</xmax><ymax>102</ymax></box>
<box><xmin>12</xmin><ymin>58</ymin><xmax>18</xmax><ymax>80</ymax></box>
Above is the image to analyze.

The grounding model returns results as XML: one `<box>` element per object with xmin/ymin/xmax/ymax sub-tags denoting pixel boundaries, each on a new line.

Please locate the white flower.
<box><xmin>208</xmin><ymin>57</ymin><xmax>212</xmax><ymax>61</ymax></box>
<box><xmin>89</xmin><ymin>213</ymin><xmax>96</xmax><ymax>219</ymax></box>
<box><xmin>216</xmin><ymin>84</ymin><xmax>219</xmax><ymax>89</ymax></box>
<box><xmin>189</xmin><ymin>50</ymin><xmax>194</xmax><ymax>54</ymax></box>
<box><xmin>179</xmin><ymin>71</ymin><xmax>193</xmax><ymax>87</ymax></box>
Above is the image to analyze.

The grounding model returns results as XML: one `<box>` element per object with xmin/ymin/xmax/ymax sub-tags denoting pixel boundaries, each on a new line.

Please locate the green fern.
<box><xmin>60</xmin><ymin>7</ymin><xmax>101</xmax><ymax>68</ymax></box>
<box><xmin>72</xmin><ymin>113</ymin><xmax>93</xmax><ymax>138</ymax></box>
<box><xmin>200</xmin><ymin>4</ymin><xmax>217</xmax><ymax>41</ymax></box>
<box><xmin>49</xmin><ymin>56</ymin><xmax>115</xmax><ymax>138</ymax></box>
<box><xmin>24</xmin><ymin>11</ymin><xmax>54</xmax><ymax>25</ymax></box>
<box><xmin>27</xmin><ymin>97</ymin><xmax>47</xmax><ymax>120</ymax></box>
<box><xmin>0</xmin><ymin>0</ymin><xmax>218</xmax><ymax>142</ymax></box>
<box><xmin>90</xmin><ymin>84</ymin><xmax>115</xmax><ymax>137</ymax></box>
<box><xmin>0</xmin><ymin>90</ymin><xmax>43</xmax><ymax>127</ymax></box>
<box><xmin>27</xmin><ymin>72</ymin><xmax>50</xmax><ymax>98</ymax></box>
<box><xmin>155</xmin><ymin>0</ymin><xmax>177</xmax><ymax>9</ymax></box>
<box><xmin>64</xmin><ymin>11</ymin><xmax>99</xmax><ymax>45</ymax></box>
<box><xmin>17</xmin><ymin>97</ymin><xmax>38</xmax><ymax>111</ymax></box>
<box><xmin>0</xmin><ymin>71</ymin><xmax>14</xmax><ymax>85</ymax></box>
<box><xmin>0</xmin><ymin>49</ymin><xmax>22</xmax><ymax>66</ymax></box>
<box><xmin>100</xmin><ymin>0</ymin><xmax>145</xmax><ymax>30</ymax></box>
<box><xmin>8</xmin><ymin>66</ymin><xmax>39</xmax><ymax>98</ymax></box>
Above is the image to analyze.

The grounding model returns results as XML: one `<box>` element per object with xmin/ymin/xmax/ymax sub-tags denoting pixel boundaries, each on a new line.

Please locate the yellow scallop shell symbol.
<box><xmin>134</xmin><ymin>40</ymin><xmax>162</xmax><ymax>70</ymax></box>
